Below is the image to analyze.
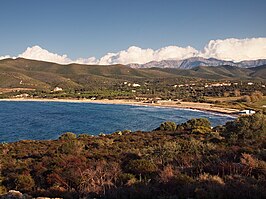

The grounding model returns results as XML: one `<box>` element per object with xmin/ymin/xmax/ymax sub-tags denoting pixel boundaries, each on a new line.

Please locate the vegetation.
<box><xmin>222</xmin><ymin>113</ymin><xmax>266</xmax><ymax>144</ymax></box>
<box><xmin>59</xmin><ymin>132</ymin><xmax>77</xmax><ymax>140</ymax></box>
<box><xmin>159</xmin><ymin>121</ymin><xmax>177</xmax><ymax>131</ymax></box>
<box><xmin>0</xmin><ymin>113</ymin><xmax>266</xmax><ymax>198</ymax></box>
<box><xmin>0</xmin><ymin>58</ymin><xmax>266</xmax><ymax>197</ymax></box>
<box><xmin>0</xmin><ymin>59</ymin><xmax>265</xmax><ymax>106</ymax></box>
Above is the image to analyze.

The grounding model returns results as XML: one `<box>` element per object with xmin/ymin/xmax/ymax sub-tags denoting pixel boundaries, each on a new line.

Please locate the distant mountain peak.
<box><xmin>127</xmin><ymin>57</ymin><xmax>266</xmax><ymax>69</ymax></box>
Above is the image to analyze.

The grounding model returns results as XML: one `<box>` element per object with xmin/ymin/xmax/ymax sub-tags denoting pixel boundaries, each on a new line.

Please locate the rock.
<box><xmin>0</xmin><ymin>190</ymin><xmax>33</xmax><ymax>199</ymax></box>
<box><xmin>0</xmin><ymin>190</ymin><xmax>23</xmax><ymax>198</ymax></box>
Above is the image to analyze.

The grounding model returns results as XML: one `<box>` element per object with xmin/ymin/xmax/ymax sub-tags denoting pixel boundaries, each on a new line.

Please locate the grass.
<box><xmin>206</xmin><ymin>96</ymin><xmax>243</xmax><ymax>102</ymax></box>
<box><xmin>207</xmin><ymin>96</ymin><xmax>266</xmax><ymax>111</ymax></box>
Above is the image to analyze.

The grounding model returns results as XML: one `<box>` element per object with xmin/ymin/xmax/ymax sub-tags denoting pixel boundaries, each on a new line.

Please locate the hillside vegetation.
<box><xmin>0</xmin><ymin>113</ymin><xmax>265</xmax><ymax>198</ymax></box>
<box><xmin>0</xmin><ymin>58</ymin><xmax>265</xmax><ymax>91</ymax></box>
<box><xmin>1</xmin><ymin>58</ymin><xmax>265</xmax><ymax>110</ymax></box>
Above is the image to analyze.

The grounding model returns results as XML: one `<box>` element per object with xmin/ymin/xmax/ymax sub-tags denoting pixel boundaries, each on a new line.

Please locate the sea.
<box><xmin>0</xmin><ymin>101</ymin><xmax>235</xmax><ymax>143</ymax></box>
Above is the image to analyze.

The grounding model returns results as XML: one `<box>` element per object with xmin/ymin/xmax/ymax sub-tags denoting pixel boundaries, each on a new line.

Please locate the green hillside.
<box><xmin>250</xmin><ymin>65</ymin><xmax>266</xmax><ymax>79</ymax></box>
<box><xmin>153</xmin><ymin>65</ymin><xmax>264</xmax><ymax>80</ymax></box>
<box><xmin>0</xmin><ymin>58</ymin><xmax>186</xmax><ymax>90</ymax></box>
<box><xmin>0</xmin><ymin>58</ymin><xmax>265</xmax><ymax>91</ymax></box>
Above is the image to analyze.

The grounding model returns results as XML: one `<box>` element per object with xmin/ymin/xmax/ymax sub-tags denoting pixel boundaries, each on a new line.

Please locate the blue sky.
<box><xmin>0</xmin><ymin>0</ymin><xmax>265</xmax><ymax>61</ymax></box>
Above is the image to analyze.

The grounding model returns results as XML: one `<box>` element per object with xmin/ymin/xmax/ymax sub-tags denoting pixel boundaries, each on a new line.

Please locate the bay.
<box><xmin>0</xmin><ymin>101</ymin><xmax>235</xmax><ymax>143</ymax></box>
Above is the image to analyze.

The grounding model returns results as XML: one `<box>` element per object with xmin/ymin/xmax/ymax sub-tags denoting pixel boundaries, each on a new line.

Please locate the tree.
<box><xmin>178</xmin><ymin>118</ymin><xmax>212</xmax><ymax>134</ymax></box>
<box><xmin>222</xmin><ymin>113</ymin><xmax>266</xmax><ymax>144</ymax></box>
<box><xmin>159</xmin><ymin>121</ymin><xmax>177</xmax><ymax>131</ymax></box>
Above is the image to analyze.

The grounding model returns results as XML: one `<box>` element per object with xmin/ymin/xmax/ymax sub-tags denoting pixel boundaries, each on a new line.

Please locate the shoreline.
<box><xmin>0</xmin><ymin>98</ymin><xmax>239</xmax><ymax>115</ymax></box>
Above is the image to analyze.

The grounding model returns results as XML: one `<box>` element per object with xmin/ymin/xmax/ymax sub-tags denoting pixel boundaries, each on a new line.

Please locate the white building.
<box><xmin>238</xmin><ymin>110</ymin><xmax>256</xmax><ymax>115</ymax></box>
<box><xmin>132</xmin><ymin>83</ymin><xmax>141</xmax><ymax>87</ymax></box>
<box><xmin>53</xmin><ymin>87</ymin><xmax>63</xmax><ymax>92</ymax></box>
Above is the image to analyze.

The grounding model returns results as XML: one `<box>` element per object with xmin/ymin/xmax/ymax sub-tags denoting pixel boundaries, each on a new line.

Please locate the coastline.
<box><xmin>0</xmin><ymin>98</ymin><xmax>239</xmax><ymax>115</ymax></box>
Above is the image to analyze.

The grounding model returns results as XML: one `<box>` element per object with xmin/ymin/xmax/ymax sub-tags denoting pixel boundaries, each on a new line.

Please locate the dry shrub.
<box><xmin>241</xmin><ymin>95</ymin><xmax>251</xmax><ymax>103</ymax></box>
<box><xmin>234</xmin><ymin>89</ymin><xmax>241</xmax><ymax>97</ymax></box>
<box><xmin>199</xmin><ymin>173</ymin><xmax>225</xmax><ymax>185</ymax></box>
<box><xmin>251</xmin><ymin>91</ymin><xmax>263</xmax><ymax>102</ymax></box>
<box><xmin>118</xmin><ymin>173</ymin><xmax>137</xmax><ymax>186</ymax></box>
<box><xmin>79</xmin><ymin>160</ymin><xmax>121</xmax><ymax>195</ymax></box>
<box><xmin>159</xmin><ymin>165</ymin><xmax>175</xmax><ymax>183</ymax></box>
<box><xmin>241</xmin><ymin>153</ymin><xmax>258</xmax><ymax>168</ymax></box>
<box><xmin>195</xmin><ymin>173</ymin><xmax>225</xmax><ymax>199</ymax></box>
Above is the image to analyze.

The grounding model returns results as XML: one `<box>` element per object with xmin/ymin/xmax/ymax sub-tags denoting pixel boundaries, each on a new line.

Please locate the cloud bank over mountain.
<box><xmin>199</xmin><ymin>38</ymin><xmax>266</xmax><ymax>62</ymax></box>
<box><xmin>1</xmin><ymin>38</ymin><xmax>266</xmax><ymax>65</ymax></box>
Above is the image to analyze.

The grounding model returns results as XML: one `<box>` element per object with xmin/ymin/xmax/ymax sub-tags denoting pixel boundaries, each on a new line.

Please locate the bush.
<box><xmin>178</xmin><ymin>118</ymin><xmax>212</xmax><ymax>134</ymax></box>
<box><xmin>15</xmin><ymin>174</ymin><xmax>35</xmax><ymax>192</ymax></box>
<box><xmin>126</xmin><ymin>159</ymin><xmax>157</xmax><ymax>177</ymax></box>
<box><xmin>0</xmin><ymin>186</ymin><xmax>7</xmax><ymax>195</ymax></box>
<box><xmin>222</xmin><ymin>113</ymin><xmax>266</xmax><ymax>144</ymax></box>
<box><xmin>159</xmin><ymin>121</ymin><xmax>177</xmax><ymax>131</ymax></box>
<box><xmin>58</xmin><ymin>140</ymin><xmax>83</xmax><ymax>154</ymax></box>
<box><xmin>118</xmin><ymin>173</ymin><xmax>137</xmax><ymax>186</ymax></box>
<box><xmin>78</xmin><ymin>133</ymin><xmax>91</xmax><ymax>139</ymax></box>
<box><xmin>237</xmin><ymin>95</ymin><xmax>251</xmax><ymax>103</ymax></box>
<box><xmin>58</xmin><ymin>132</ymin><xmax>77</xmax><ymax>140</ymax></box>
<box><xmin>251</xmin><ymin>91</ymin><xmax>263</xmax><ymax>102</ymax></box>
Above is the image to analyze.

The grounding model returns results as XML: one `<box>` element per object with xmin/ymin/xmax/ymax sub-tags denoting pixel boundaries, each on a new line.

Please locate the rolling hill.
<box><xmin>0</xmin><ymin>58</ymin><xmax>265</xmax><ymax>90</ymax></box>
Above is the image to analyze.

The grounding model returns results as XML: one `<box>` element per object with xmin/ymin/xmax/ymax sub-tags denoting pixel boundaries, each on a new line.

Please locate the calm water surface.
<box><xmin>0</xmin><ymin>101</ymin><xmax>235</xmax><ymax>143</ymax></box>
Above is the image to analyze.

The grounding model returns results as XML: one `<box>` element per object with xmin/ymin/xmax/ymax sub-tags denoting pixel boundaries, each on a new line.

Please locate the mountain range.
<box><xmin>128</xmin><ymin>57</ymin><xmax>266</xmax><ymax>69</ymax></box>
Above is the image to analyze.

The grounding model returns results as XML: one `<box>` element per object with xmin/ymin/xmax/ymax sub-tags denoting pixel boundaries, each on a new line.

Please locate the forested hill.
<box><xmin>0</xmin><ymin>58</ymin><xmax>265</xmax><ymax>90</ymax></box>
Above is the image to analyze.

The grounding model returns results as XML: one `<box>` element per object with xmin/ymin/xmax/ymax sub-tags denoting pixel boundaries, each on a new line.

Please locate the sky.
<box><xmin>0</xmin><ymin>0</ymin><xmax>266</xmax><ymax>64</ymax></box>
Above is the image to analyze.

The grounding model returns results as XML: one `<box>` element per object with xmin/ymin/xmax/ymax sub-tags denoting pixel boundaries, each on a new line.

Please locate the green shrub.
<box><xmin>78</xmin><ymin>133</ymin><xmax>91</xmax><ymax>139</ymax></box>
<box><xmin>173</xmin><ymin>173</ymin><xmax>195</xmax><ymax>185</ymax></box>
<box><xmin>159</xmin><ymin>121</ymin><xmax>177</xmax><ymax>131</ymax></box>
<box><xmin>126</xmin><ymin>159</ymin><xmax>157</xmax><ymax>177</ymax></box>
<box><xmin>58</xmin><ymin>132</ymin><xmax>77</xmax><ymax>140</ymax></box>
<box><xmin>119</xmin><ymin>173</ymin><xmax>137</xmax><ymax>185</ymax></box>
<box><xmin>222</xmin><ymin>113</ymin><xmax>266</xmax><ymax>143</ymax></box>
<box><xmin>179</xmin><ymin>118</ymin><xmax>211</xmax><ymax>134</ymax></box>
<box><xmin>0</xmin><ymin>186</ymin><xmax>7</xmax><ymax>195</ymax></box>
<box><xmin>58</xmin><ymin>140</ymin><xmax>83</xmax><ymax>154</ymax></box>
<box><xmin>15</xmin><ymin>174</ymin><xmax>35</xmax><ymax>192</ymax></box>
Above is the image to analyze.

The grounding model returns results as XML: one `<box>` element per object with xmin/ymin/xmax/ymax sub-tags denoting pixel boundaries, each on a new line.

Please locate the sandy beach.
<box><xmin>0</xmin><ymin>98</ymin><xmax>239</xmax><ymax>115</ymax></box>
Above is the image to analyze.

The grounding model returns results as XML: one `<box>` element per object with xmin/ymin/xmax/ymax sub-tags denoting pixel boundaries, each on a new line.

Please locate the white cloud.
<box><xmin>75</xmin><ymin>57</ymin><xmax>98</xmax><ymax>65</ymax></box>
<box><xmin>19</xmin><ymin>46</ymin><xmax>72</xmax><ymax>64</ymax></box>
<box><xmin>17</xmin><ymin>45</ymin><xmax>97</xmax><ymax>65</ymax></box>
<box><xmin>1</xmin><ymin>37</ymin><xmax>266</xmax><ymax>65</ymax></box>
<box><xmin>98</xmin><ymin>52</ymin><xmax>119</xmax><ymax>65</ymax></box>
<box><xmin>0</xmin><ymin>55</ymin><xmax>11</xmax><ymax>60</ymax></box>
<box><xmin>200</xmin><ymin>38</ymin><xmax>266</xmax><ymax>62</ymax></box>
<box><xmin>98</xmin><ymin>45</ymin><xmax>198</xmax><ymax>65</ymax></box>
<box><xmin>154</xmin><ymin>46</ymin><xmax>198</xmax><ymax>61</ymax></box>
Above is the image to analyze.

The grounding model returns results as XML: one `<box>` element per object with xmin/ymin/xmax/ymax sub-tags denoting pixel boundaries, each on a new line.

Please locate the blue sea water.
<box><xmin>0</xmin><ymin>101</ymin><xmax>235</xmax><ymax>143</ymax></box>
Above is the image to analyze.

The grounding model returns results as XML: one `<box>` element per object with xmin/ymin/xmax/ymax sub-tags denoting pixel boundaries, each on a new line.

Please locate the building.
<box><xmin>53</xmin><ymin>87</ymin><xmax>63</xmax><ymax>92</ymax></box>
<box><xmin>132</xmin><ymin>83</ymin><xmax>141</xmax><ymax>87</ymax></box>
<box><xmin>238</xmin><ymin>110</ymin><xmax>256</xmax><ymax>115</ymax></box>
